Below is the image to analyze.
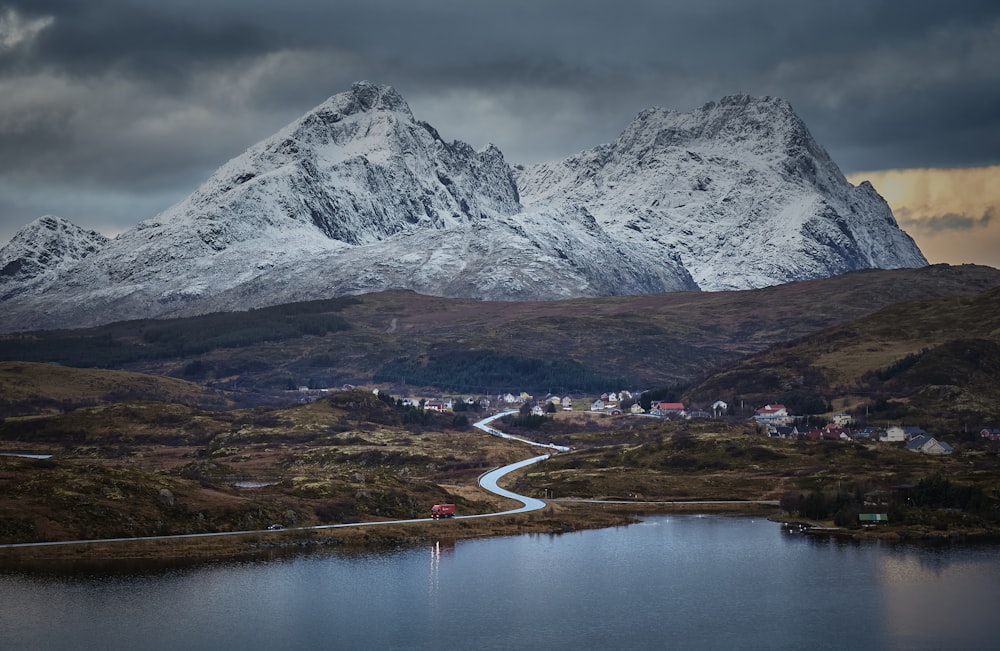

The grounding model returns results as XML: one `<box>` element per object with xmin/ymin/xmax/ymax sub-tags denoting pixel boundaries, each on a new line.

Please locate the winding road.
<box><xmin>0</xmin><ymin>412</ymin><xmax>555</xmax><ymax>550</ymax></box>
<box><xmin>0</xmin><ymin>412</ymin><xmax>781</xmax><ymax>550</ymax></box>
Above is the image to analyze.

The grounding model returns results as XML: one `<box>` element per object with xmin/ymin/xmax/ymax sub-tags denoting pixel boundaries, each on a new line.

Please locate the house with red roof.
<box><xmin>651</xmin><ymin>402</ymin><xmax>686</xmax><ymax>418</ymax></box>
<box><xmin>753</xmin><ymin>404</ymin><xmax>792</xmax><ymax>426</ymax></box>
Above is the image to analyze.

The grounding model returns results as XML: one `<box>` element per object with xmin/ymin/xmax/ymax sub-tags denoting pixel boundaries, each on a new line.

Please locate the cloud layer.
<box><xmin>848</xmin><ymin>167</ymin><xmax>1000</xmax><ymax>268</ymax></box>
<box><xmin>1</xmin><ymin>1</ymin><xmax>999</xmax><ymax>268</ymax></box>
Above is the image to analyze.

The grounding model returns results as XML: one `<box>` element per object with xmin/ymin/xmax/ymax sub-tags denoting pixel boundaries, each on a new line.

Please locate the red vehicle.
<box><xmin>431</xmin><ymin>503</ymin><xmax>456</xmax><ymax>519</ymax></box>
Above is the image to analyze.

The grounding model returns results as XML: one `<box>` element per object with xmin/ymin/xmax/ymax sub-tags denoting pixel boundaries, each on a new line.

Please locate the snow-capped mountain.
<box><xmin>0</xmin><ymin>83</ymin><xmax>925</xmax><ymax>332</ymax></box>
<box><xmin>515</xmin><ymin>94</ymin><xmax>926</xmax><ymax>290</ymax></box>
<box><xmin>0</xmin><ymin>215</ymin><xmax>108</xmax><ymax>299</ymax></box>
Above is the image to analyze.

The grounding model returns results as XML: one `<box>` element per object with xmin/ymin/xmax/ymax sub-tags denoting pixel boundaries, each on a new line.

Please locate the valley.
<box><xmin>2</xmin><ymin>262</ymin><xmax>1000</xmax><ymax>559</ymax></box>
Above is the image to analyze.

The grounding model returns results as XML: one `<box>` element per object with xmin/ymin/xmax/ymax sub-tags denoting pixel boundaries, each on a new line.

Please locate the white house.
<box><xmin>881</xmin><ymin>425</ymin><xmax>926</xmax><ymax>442</ymax></box>
<box><xmin>833</xmin><ymin>412</ymin><xmax>854</xmax><ymax>426</ymax></box>
<box><xmin>882</xmin><ymin>426</ymin><xmax>907</xmax><ymax>442</ymax></box>
<box><xmin>754</xmin><ymin>404</ymin><xmax>792</xmax><ymax>426</ymax></box>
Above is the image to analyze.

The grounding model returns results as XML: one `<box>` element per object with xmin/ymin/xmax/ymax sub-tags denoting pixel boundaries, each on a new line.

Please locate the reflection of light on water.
<box><xmin>429</xmin><ymin>541</ymin><xmax>440</xmax><ymax>597</ymax></box>
<box><xmin>429</xmin><ymin>541</ymin><xmax>455</xmax><ymax>598</ymax></box>
<box><xmin>878</xmin><ymin>551</ymin><xmax>999</xmax><ymax>643</ymax></box>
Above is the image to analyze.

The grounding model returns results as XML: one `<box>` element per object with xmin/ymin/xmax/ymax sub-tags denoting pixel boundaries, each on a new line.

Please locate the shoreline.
<box><xmin>0</xmin><ymin>501</ymin><xmax>773</xmax><ymax>569</ymax></box>
<box><xmin>3</xmin><ymin>500</ymin><xmax>997</xmax><ymax>572</ymax></box>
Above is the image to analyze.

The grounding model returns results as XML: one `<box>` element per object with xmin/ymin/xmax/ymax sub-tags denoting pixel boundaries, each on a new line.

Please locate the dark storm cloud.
<box><xmin>1</xmin><ymin>1</ymin><xmax>275</xmax><ymax>76</ymax></box>
<box><xmin>2</xmin><ymin>0</ymin><xmax>1000</xmax><ymax>242</ymax></box>
<box><xmin>897</xmin><ymin>207</ymin><xmax>995</xmax><ymax>235</ymax></box>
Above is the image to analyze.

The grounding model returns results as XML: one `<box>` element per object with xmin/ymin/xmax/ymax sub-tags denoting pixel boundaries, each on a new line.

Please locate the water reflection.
<box><xmin>878</xmin><ymin>548</ymin><xmax>1000</xmax><ymax>646</ymax></box>
<box><xmin>428</xmin><ymin>540</ymin><xmax>454</xmax><ymax>598</ymax></box>
<box><xmin>1</xmin><ymin>517</ymin><xmax>998</xmax><ymax>650</ymax></box>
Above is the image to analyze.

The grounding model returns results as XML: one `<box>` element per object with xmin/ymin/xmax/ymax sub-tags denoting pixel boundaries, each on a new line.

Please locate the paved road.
<box><xmin>0</xmin><ymin>412</ymin><xmax>779</xmax><ymax>550</ymax></box>
<box><xmin>461</xmin><ymin>454</ymin><xmax>550</xmax><ymax>518</ymax></box>
<box><xmin>473</xmin><ymin>410</ymin><xmax>570</xmax><ymax>452</ymax></box>
<box><xmin>0</xmin><ymin>413</ymin><xmax>557</xmax><ymax>549</ymax></box>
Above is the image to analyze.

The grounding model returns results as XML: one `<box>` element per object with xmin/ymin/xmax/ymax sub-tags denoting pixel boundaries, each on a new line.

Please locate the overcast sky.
<box><xmin>1</xmin><ymin>1</ymin><xmax>999</xmax><ymax>267</ymax></box>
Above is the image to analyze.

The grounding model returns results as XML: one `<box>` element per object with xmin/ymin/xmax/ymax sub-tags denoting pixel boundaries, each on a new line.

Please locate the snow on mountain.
<box><xmin>515</xmin><ymin>94</ymin><xmax>927</xmax><ymax>291</ymax></box>
<box><xmin>0</xmin><ymin>215</ymin><xmax>109</xmax><ymax>299</ymax></box>
<box><xmin>0</xmin><ymin>84</ymin><xmax>925</xmax><ymax>332</ymax></box>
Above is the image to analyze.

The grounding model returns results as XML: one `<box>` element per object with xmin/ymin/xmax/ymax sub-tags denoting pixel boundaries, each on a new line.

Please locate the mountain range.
<box><xmin>0</xmin><ymin>81</ymin><xmax>926</xmax><ymax>332</ymax></box>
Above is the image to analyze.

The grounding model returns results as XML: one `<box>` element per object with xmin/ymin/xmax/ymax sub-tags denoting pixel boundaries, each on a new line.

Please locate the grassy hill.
<box><xmin>0</xmin><ymin>389</ymin><xmax>517</xmax><ymax>545</ymax></box>
<box><xmin>0</xmin><ymin>362</ymin><xmax>234</xmax><ymax>417</ymax></box>
<box><xmin>685</xmin><ymin>285</ymin><xmax>1000</xmax><ymax>431</ymax></box>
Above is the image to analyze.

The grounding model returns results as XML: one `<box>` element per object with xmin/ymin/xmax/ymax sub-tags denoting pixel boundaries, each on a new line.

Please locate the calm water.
<box><xmin>1</xmin><ymin>515</ymin><xmax>998</xmax><ymax>650</ymax></box>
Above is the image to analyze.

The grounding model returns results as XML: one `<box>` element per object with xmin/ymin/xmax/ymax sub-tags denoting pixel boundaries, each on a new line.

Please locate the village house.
<box><xmin>853</xmin><ymin>427</ymin><xmax>884</xmax><ymax>441</ymax></box>
<box><xmin>658</xmin><ymin>402</ymin><xmax>686</xmax><ymax>414</ymax></box>
<box><xmin>771</xmin><ymin>425</ymin><xmax>796</xmax><ymax>439</ymax></box>
<box><xmin>753</xmin><ymin>404</ymin><xmax>792</xmax><ymax>426</ymax></box>
<box><xmin>905</xmin><ymin>434</ymin><xmax>954</xmax><ymax>455</ymax></box>
<box><xmin>561</xmin><ymin>396</ymin><xmax>573</xmax><ymax>411</ymax></box>
<box><xmin>649</xmin><ymin>402</ymin><xmax>685</xmax><ymax>418</ymax></box>
<box><xmin>882</xmin><ymin>425</ymin><xmax>926</xmax><ymax>442</ymax></box>
<box><xmin>590</xmin><ymin>399</ymin><xmax>606</xmax><ymax>412</ymax></box>
<box><xmin>821</xmin><ymin>423</ymin><xmax>852</xmax><ymax>441</ymax></box>
<box><xmin>424</xmin><ymin>399</ymin><xmax>452</xmax><ymax>412</ymax></box>
<box><xmin>832</xmin><ymin>412</ymin><xmax>853</xmax><ymax>426</ymax></box>
<box><xmin>531</xmin><ymin>404</ymin><xmax>546</xmax><ymax>417</ymax></box>
<box><xmin>981</xmin><ymin>428</ymin><xmax>1000</xmax><ymax>442</ymax></box>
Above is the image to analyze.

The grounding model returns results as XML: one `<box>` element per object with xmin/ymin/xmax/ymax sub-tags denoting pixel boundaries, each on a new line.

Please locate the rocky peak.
<box><xmin>0</xmin><ymin>85</ymin><xmax>927</xmax><ymax>331</ymax></box>
<box><xmin>336</xmin><ymin>81</ymin><xmax>411</xmax><ymax>117</ymax></box>
<box><xmin>516</xmin><ymin>94</ymin><xmax>925</xmax><ymax>291</ymax></box>
<box><xmin>0</xmin><ymin>215</ymin><xmax>109</xmax><ymax>293</ymax></box>
<box><xmin>619</xmin><ymin>94</ymin><xmax>811</xmax><ymax>156</ymax></box>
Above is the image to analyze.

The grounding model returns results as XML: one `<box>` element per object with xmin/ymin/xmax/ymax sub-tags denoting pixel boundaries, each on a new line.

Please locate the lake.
<box><xmin>1</xmin><ymin>515</ymin><xmax>998</xmax><ymax>650</ymax></box>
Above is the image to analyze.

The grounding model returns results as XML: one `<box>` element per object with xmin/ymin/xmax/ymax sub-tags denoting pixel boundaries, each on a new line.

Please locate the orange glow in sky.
<box><xmin>847</xmin><ymin>166</ymin><xmax>1000</xmax><ymax>270</ymax></box>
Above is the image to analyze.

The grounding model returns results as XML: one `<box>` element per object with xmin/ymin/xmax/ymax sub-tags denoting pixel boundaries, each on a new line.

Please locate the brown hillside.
<box><xmin>0</xmin><ymin>264</ymin><xmax>998</xmax><ymax>396</ymax></box>
<box><xmin>685</xmin><ymin>285</ymin><xmax>1000</xmax><ymax>429</ymax></box>
<box><xmin>0</xmin><ymin>362</ymin><xmax>232</xmax><ymax>417</ymax></box>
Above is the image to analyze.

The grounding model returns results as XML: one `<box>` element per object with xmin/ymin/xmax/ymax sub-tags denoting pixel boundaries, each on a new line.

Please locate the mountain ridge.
<box><xmin>0</xmin><ymin>82</ymin><xmax>925</xmax><ymax>331</ymax></box>
<box><xmin>515</xmin><ymin>94</ymin><xmax>925</xmax><ymax>290</ymax></box>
